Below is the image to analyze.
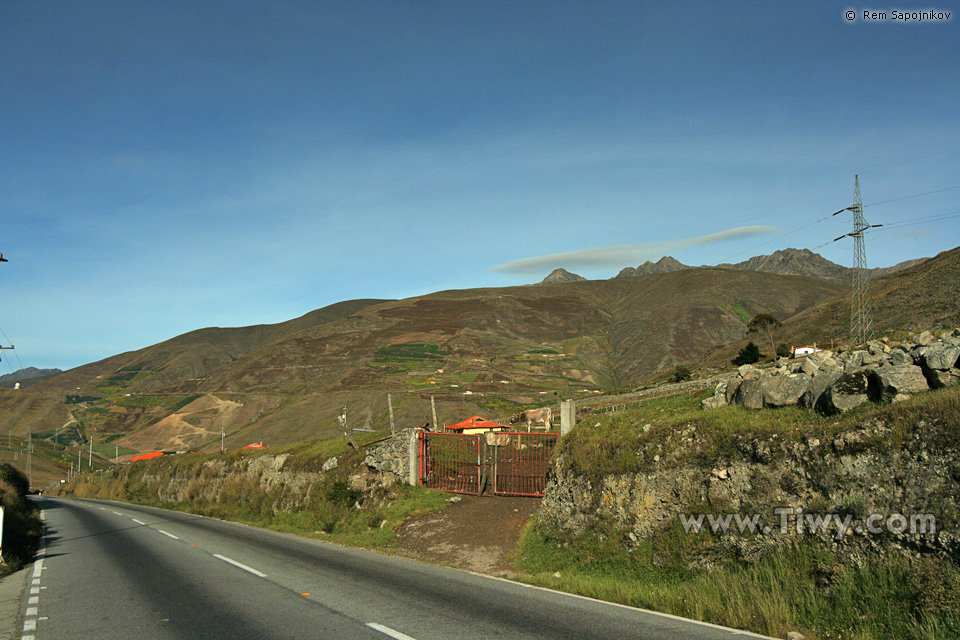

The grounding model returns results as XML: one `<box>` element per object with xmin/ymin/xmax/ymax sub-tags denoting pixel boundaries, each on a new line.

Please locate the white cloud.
<box><xmin>489</xmin><ymin>225</ymin><xmax>782</xmax><ymax>275</ymax></box>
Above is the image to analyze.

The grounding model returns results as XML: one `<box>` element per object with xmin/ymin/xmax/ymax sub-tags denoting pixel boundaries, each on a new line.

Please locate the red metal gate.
<box><xmin>490</xmin><ymin>432</ymin><xmax>558</xmax><ymax>497</ymax></box>
<box><xmin>418</xmin><ymin>431</ymin><xmax>483</xmax><ymax>495</ymax></box>
<box><xmin>418</xmin><ymin>431</ymin><xmax>557</xmax><ymax>497</ymax></box>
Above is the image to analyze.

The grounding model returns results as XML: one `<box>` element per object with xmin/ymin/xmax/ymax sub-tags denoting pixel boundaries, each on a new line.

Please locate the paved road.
<box><xmin>18</xmin><ymin>497</ymin><xmax>772</xmax><ymax>640</ymax></box>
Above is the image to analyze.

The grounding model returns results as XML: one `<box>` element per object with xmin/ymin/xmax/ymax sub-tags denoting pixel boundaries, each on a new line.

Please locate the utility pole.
<box><xmin>338</xmin><ymin>406</ymin><xmax>358</xmax><ymax>449</ymax></box>
<box><xmin>221</xmin><ymin>425</ymin><xmax>225</xmax><ymax>453</ymax></box>
<box><xmin>89</xmin><ymin>431</ymin><xmax>94</xmax><ymax>468</ymax></box>
<box><xmin>430</xmin><ymin>396</ymin><xmax>438</xmax><ymax>430</ymax></box>
<box><xmin>387</xmin><ymin>394</ymin><xmax>396</xmax><ymax>434</ymax></box>
<box><xmin>27</xmin><ymin>431</ymin><xmax>32</xmax><ymax>490</ymax></box>
<box><xmin>833</xmin><ymin>175</ymin><xmax>882</xmax><ymax>347</ymax></box>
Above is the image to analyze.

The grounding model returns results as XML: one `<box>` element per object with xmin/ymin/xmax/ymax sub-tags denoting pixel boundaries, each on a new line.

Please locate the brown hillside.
<box><xmin>0</xmin><ymin>390</ymin><xmax>71</xmax><ymax>438</ymax></box>
<box><xmin>780</xmin><ymin>246</ymin><xmax>959</xmax><ymax>347</ymax></box>
<box><xmin>30</xmin><ymin>298</ymin><xmax>390</xmax><ymax>399</ymax></box>
<box><xmin>693</xmin><ymin>245</ymin><xmax>960</xmax><ymax>369</ymax></box>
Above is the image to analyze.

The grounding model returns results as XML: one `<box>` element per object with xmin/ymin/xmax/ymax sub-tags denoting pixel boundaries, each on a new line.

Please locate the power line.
<box><xmin>856</xmin><ymin>144</ymin><xmax>960</xmax><ymax>177</ymax></box>
<box><xmin>873</xmin><ymin>209</ymin><xmax>960</xmax><ymax>231</ymax></box>
<box><xmin>864</xmin><ymin>185</ymin><xmax>960</xmax><ymax>208</ymax></box>
<box><xmin>0</xmin><ymin>328</ymin><xmax>24</xmax><ymax>373</ymax></box>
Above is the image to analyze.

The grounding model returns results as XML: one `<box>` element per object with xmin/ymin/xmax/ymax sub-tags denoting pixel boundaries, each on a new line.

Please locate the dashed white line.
<box><xmin>212</xmin><ymin>554</ymin><xmax>267</xmax><ymax>577</ymax></box>
<box><xmin>366</xmin><ymin>623</ymin><xmax>418</xmax><ymax>640</ymax></box>
<box><xmin>112</xmin><ymin>511</ymin><xmax>123</xmax><ymax>516</ymax></box>
<box><xmin>157</xmin><ymin>530</ymin><xmax>180</xmax><ymax>540</ymax></box>
<box><xmin>132</xmin><ymin>519</ymin><xmax>146</xmax><ymax>525</ymax></box>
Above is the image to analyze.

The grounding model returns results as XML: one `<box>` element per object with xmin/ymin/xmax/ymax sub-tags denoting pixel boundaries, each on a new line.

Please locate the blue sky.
<box><xmin>1</xmin><ymin>1</ymin><xmax>958</xmax><ymax>371</ymax></box>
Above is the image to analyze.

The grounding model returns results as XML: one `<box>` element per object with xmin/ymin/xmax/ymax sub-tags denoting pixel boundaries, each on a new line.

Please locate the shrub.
<box><xmin>734</xmin><ymin>342</ymin><xmax>761</xmax><ymax>365</ymax></box>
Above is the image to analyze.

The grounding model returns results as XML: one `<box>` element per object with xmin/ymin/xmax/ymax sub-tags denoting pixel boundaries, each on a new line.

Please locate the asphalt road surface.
<box><xmin>18</xmin><ymin>497</ymin><xmax>772</xmax><ymax>640</ymax></box>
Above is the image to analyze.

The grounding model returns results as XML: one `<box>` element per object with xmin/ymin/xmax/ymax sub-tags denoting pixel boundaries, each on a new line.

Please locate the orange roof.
<box><xmin>242</xmin><ymin>442</ymin><xmax>265</xmax><ymax>449</ymax></box>
<box><xmin>445</xmin><ymin>416</ymin><xmax>510</xmax><ymax>432</ymax></box>
<box><xmin>130</xmin><ymin>451</ymin><xmax>165</xmax><ymax>462</ymax></box>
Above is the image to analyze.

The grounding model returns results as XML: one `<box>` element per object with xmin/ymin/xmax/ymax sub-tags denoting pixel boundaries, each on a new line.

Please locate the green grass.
<box><xmin>92</xmin><ymin>443</ymin><xmax>137</xmax><ymax>458</ymax></box>
<box><xmin>521</xmin><ymin>384</ymin><xmax>960</xmax><ymax>639</ymax></box>
<box><xmin>58</xmin><ymin>434</ymin><xmax>452</xmax><ymax>550</ymax></box>
<box><xmin>554</xmin><ymin>384</ymin><xmax>954</xmax><ymax>479</ymax></box>
<box><xmin>517</xmin><ymin>522</ymin><xmax>960</xmax><ymax>639</ymax></box>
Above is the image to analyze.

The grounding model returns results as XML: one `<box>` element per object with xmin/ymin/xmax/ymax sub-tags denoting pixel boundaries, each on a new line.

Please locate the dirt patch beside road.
<box><xmin>395</xmin><ymin>494</ymin><xmax>540</xmax><ymax>577</ymax></box>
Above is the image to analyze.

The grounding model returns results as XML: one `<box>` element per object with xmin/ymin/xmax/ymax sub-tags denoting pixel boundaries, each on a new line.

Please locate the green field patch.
<box><xmin>118</xmin><ymin>395</ymin><xmax>168</xmax><ymax>408</ymax></box>
<box><xmin>452</xmin><ymin>371</ymin><xmax>478</xmax><ymax>383</ymax></box>
<box><xmin>96</xmin><ymin>386</ymin><xmax>124</xmax><ymax>395</ymax></box>
<box><xmin>93</xmin><ymin>443</ymin><xmax>137</xmax><ymax>458</ymax></box>
<box><xmin>373</xmin><ymin>342</ymin><xmax>449</xmax><ymax>364</ymax></box>
<box><xmin>65</xmin><ymin>394</ymin><xmax>100</xmax><ymax>405</ymax></box>
<box><xmin>168</xmin><ymin>394</ymin><xmax>203</xmax><ymax>412</ymax></box>
<box><xmin>105</xmin><ymin>371</ymin><xmax>138</xmax><ymax>384</ymax></box>
<box><xmin>717</xmin><ymin>301</ymin><xmax>751</xmax><ymax>324</ymax></box>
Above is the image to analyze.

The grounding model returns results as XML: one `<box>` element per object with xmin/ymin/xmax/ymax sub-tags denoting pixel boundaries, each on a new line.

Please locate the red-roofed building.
<box><xmin>444</xmin><ymin>416</ymin><xmax>510</xmax><ymax>435</ymax></box>
<box><xmin>130</xmin><ymin>451</ymin><xmax>165</xmax><ymax>462</ymax></box>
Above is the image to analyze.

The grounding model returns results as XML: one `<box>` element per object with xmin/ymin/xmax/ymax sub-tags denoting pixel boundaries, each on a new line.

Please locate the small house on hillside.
<box><xmin>445</xmin><ymin>416</ymin><xmax>510</xmax><ymax>435</ymax></box>
<box><xmin>793</xmin><ymin>344</ymin><xmax>822</xmax><ymax>357</ymax></box>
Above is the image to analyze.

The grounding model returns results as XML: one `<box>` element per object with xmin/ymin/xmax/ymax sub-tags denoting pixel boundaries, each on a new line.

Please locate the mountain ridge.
<box><xmin>609</xmin><ymin>248</ymin><xmax>925</xmax><ymax>282</ymax></box>
<box><xmin>8</xmin><ymin>246</ymin><xmax>955</xmax><ymax>454</ymax></box>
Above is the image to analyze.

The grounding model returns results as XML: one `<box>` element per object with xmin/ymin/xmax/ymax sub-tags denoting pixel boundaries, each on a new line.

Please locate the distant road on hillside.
<box><xmin>21</xmin><ymin>498</ymin><xmax>772</xmax><ymax>640</ymax></box>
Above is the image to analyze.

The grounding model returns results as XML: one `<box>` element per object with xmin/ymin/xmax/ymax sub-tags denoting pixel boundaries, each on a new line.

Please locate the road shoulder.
<box><xmin>0</xmin><ymin>566</ymin><xmax>29</xmax><ymax>640</ymax></box>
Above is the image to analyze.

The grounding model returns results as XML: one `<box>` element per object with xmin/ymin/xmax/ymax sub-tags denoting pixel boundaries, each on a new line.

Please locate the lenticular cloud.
<box><xmin>489</xmin><ymin>225</ymin><xmax>781</xmax><ymax>275</ymax></box>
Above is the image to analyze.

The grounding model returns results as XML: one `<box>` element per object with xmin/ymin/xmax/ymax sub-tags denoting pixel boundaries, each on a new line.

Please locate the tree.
<box><xmin>747</xmin><ymin>313</ymin><xmax>782</xmax><ymax>360</ymax></box>
<box><xmin>734</xmin><ymin>341</ymin><xmax>761</xmax><ymax>365</ymax></box>
<box><xmin>776</xmin><ymin>343</ymin><xmax>792</xmax><ymax>358</ymax></box>
<box><xmin>672</xmin><ymin>366</ymin><xmax>692</xmax><ymax>383</ymax></box>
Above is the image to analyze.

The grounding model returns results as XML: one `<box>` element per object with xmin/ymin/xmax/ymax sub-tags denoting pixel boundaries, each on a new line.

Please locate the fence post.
<box><xmin>560</xmin><ymin>399</ymin><xmax>576</xmax><ymax>436</ymax></box>
<box><xmin>408</xmin><ymin>429</ymin><xmax>419</xmax><ymax>486</ymax></box>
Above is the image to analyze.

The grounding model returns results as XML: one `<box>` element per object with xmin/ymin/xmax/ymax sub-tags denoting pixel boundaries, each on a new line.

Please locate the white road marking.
<box><xmin>113</xmin><ymin>511</ymin><xmax>123</xmax><ymax>516</ymax></box>
<box><xmin>158</xmin><ymin>530</ymin><xmax>180</xmax><ymax>540</ymax></box>
<box><xmin>132</xmin><ymin>519</ymin><xmax>146</xmax><ymax>525</ymax></box>
<box><xmin>28</xmin><ymin>597</ymin><xmax>38</xmax><ymax>605</ymax></box>
<box><xmin>32</xmin><ymin>560</ymin><xmax>44</xmax><ymax>578</ymax></box>
<box><xmin>366</xmin><ymin>622</ymin><xmax>419</xmax><ymax>640</ymax></box>
<box><xmin>22</xmin><ymin>619</ymin><xmax>36</xmax><ymax>632</ymax></box>
<box><xmin>26</xmin><ymin>607</ymin><xmax>37</xmax><ymax>617</ymax></box>
<box><xmin>213</xmin><ymin>554</ymin><xmax>267</xmax><ymax>578</ymax></box>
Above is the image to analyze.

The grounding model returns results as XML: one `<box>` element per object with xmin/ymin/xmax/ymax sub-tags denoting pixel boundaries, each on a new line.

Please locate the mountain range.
<box><xmin>573</xmin><ymin>248</ymin><xmax>925</xmax><ymax>282</ymax></box>
<box><xmin>3</xmin><ymin>246</ymin><xmax>957</xmax><ymax>455</ymax></box>
<box><xmin>0</xmin><ymin>367</ymin><xmax>62</xmax><ymax>388</ymax></box>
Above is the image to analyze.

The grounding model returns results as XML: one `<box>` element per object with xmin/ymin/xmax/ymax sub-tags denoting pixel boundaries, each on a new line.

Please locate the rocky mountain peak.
<box><xmin>540</xmin><ymin>268</ymin><xmax>586</xmax><ymax>284</ymax></box>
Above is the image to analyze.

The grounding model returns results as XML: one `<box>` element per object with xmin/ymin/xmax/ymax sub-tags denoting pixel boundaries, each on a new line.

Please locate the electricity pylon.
<box><xmin>833</xmin><ymin>175</ymin><xmax>881</xmax><ymax>346</ymax></box>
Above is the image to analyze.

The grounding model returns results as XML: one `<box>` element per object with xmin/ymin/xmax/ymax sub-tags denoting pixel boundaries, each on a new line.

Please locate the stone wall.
<box><xmin>539</xmin><ymin>394</ymin><xmax>960</xmax><ymax>565</ymax></box>
<box><xmin>364</xmin><ymin>427</ymin><xmax>422</xmax><ymax>486</ymax></box>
